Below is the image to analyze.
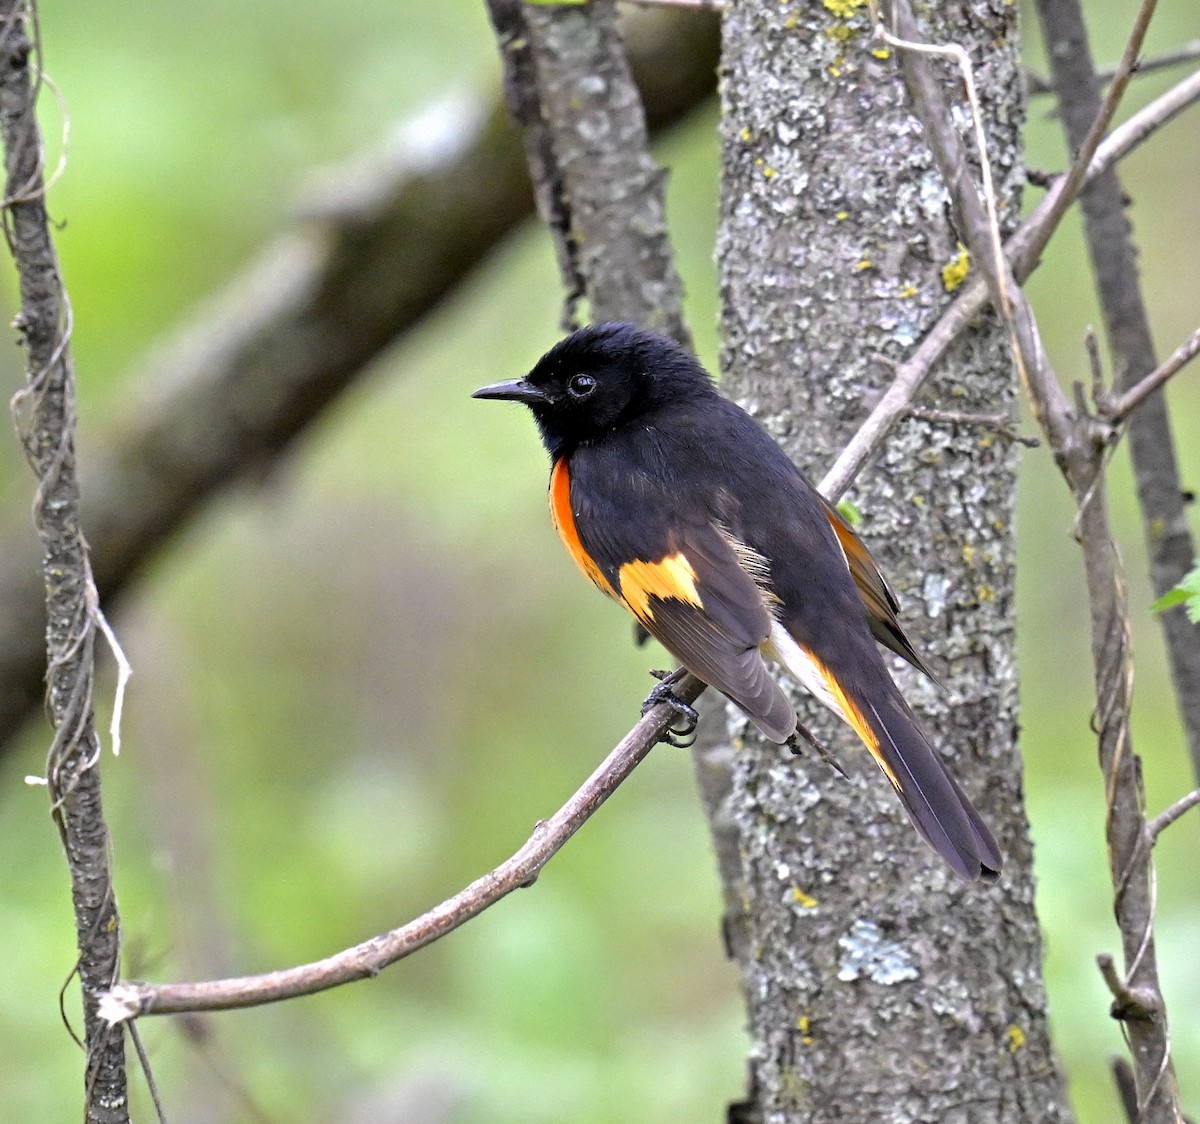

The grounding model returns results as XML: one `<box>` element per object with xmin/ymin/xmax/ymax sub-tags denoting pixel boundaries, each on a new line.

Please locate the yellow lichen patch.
<box><xmin>791</xmin><ymin>887</ymin><xmax>819</xmax><ymax>908</ymax></box>
<box><xmin>942</xmin><ymin>243</ymin><xmax>971</xmax><ymax>291</ymax></box>
<box><xmin>740</xmin><ymin>125</ymin><xmax>752</xmax><ymax>142</ymax></box>
<box><xmin>826</xmin><ymin>22</ymin><xmax>853</xmax><ymax>42</ymax></box>
<box><xmin>835</xmin><ymin>210</ymin><xmax>849</xmax><ymax>221</ymax></box>
<box><xmin>962</xmin><ymin>544</ymin><xmax>975</xmax><ymax>566</ymax></box>
<box><xmin>977</xmin><ymin>584</ymin><xmax>996</xmax><ymax>603</ymax></box>
<box><xmin>898</xmin><ymin>282</ymin><xmax>918</xmax><ymax>298</ymax></box>
<box><xmin>854</xmin><ymin>258</ymin><xmax>873</xmax><ymax>271</ymax></box>
<box><xmin>871</xmin><ymin>46</ymin><xmax>891</xmax><ymax>59</ymax></box>
<box><xmin>823</xmin><ymin>0</ymin><xmax>866</xmax><ymax>16</ymax></box>
<box><xmin>1007</xmin><ymin>1024</ymin><xmax>1025</xmax><ymax>1053</ymax></box>
<box><xmin>619</xmin><ymin>553</ymin><xmax>703</xmax><ymax>621</ymax></box>
<box><xmin>798</xmin><ymin>1014</ymin><xmax>815</xmax><ymax>1045</ymax></box>
<box><xmin>763</xmin><ymin>166</ymin><xmax>778</xmax><ymax>179</ymax></box>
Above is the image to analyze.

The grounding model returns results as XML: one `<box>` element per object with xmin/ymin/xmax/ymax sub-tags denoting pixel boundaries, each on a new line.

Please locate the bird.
<box><xmin>473</xmin><ymin>322</ymin><xmax>1001</xmax><ymax>883</ymax></box>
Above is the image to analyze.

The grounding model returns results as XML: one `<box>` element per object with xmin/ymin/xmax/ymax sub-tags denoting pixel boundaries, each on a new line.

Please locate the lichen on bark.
<box><xmin>705</xmin><ymin>0</ymin><xmax>1074</xmax><ymax>1118</ymax></box>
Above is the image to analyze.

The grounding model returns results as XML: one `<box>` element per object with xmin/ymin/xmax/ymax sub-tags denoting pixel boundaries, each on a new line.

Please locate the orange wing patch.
<box><xmin>549</xmin><ymin>459</ymin><xmax>618</xmax><ymax>598</ymax></box>
<box><xmin>618</xmin><ymin>554</ymin><xmax>703</xmax><ymax>622</ymax></box>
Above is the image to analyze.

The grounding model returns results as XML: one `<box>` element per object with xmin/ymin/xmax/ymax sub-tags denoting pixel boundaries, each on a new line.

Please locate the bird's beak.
<box><xmin>471</xmin><ymin>378</ymin><xmax>549</xmax><ymax>405</ymax></box>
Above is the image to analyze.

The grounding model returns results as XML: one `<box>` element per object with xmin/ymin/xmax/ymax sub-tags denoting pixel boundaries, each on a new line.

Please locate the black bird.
<box><xmin>474</xmin><ymin>322</ymin><xmax>1001</xmax><ymax>882</ymax></box>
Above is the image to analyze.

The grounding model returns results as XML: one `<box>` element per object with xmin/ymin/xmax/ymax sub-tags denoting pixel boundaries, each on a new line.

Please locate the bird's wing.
<box><xmin>816</xmin><ymin>495</ymin><xmax>937</xmax><ymax>681</ymax></box>
<box><xmin>560</xmin><ymin>458</ymin><xmax>795</xmax><ymax>742</ymax></box>
<box><xmin>615</xmin><ymin>521</ymin><xmax>796</xmax><ymax>742</ymax></box>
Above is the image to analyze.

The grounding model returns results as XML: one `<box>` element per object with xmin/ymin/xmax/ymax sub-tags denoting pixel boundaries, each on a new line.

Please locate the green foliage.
<box><xmin>836</xmin><ymin>498</ymin><xmax>863</xmax><ymax>526</ymax></box>
<box><xmin>1152</xmin><ymin>564</ymin><xmax>1200</xmax><ymax>623</ymax></box>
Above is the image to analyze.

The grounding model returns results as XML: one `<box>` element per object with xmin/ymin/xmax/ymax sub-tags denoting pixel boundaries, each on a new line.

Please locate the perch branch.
<box><xmin>99</xmin><ymin>675</ymin><xmax>706</xmax><ymax>1020</ymax></box>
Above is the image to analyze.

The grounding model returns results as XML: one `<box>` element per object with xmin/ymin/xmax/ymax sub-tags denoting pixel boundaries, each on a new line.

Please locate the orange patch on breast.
<box><xmin>618</xmin><ymin>554</ymin><xmax>703</xmax><ymax>622</ymax></box>
<box><xmin>549</xmin><ymin>459</ymin><xmax>618</xmax><ymax>598</ymax></box>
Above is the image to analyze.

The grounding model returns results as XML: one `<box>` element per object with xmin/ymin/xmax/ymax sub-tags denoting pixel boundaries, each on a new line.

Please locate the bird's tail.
<box><xmin>829</xmin><ymin>673</ymin><xmax>1002</xmax><ymax>883</ymax></box>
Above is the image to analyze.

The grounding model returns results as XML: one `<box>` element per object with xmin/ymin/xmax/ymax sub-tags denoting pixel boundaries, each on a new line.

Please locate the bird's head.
<box><xmin>472</xmin><ymin>322</ymin><xmax>712</xmax><ymax>457</ymax></box>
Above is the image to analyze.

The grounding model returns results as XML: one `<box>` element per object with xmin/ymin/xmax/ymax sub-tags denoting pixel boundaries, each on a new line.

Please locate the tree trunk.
<box><xmin>701</xmin><ymin>1</ymin><xmax>1075</xmax><ymax>1118</ymax></box>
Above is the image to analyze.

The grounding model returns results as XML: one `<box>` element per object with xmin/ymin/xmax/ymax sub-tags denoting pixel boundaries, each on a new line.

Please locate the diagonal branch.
<box><xmin>99</xmin><ymin>0</ymin><xmax>713</xmax><ymax>1029</ymax></box>
<box><xmin>820</xmin><ymin>64</ymin><xmax>1200</xmax><ymax>499</ymax></box>
<box><xmin>1102</xmin><ymin>327</ymin><xmax>1200</xmax><ymax>424</ymax></box>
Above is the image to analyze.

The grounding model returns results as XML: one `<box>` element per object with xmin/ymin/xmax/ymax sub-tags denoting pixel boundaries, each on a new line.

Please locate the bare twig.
<box><xmin>100</xmin><ymin>0</ymin><xmax>710</xmax><ymax>1027</ymax></box>
<box><xmin>0</xmin><ymin>2</ymin><xmax>128</xmax><ymax>1118</ymax></box>
<box><xmin>907</xmin><ymin>406</ymin><xmax>1039</xmax><ymax>447</ymax></box>
<box><xmin>1097</xmin><ymin>952</ymin><xmax>1161</xmax><ymax>1022</ymax></box>
<box><xmin>1146</xmin><ymin>789</ymin><xmax>1200</xmax><ymax>844</ymax></box>
<box><xmin>98</xmin><ymin>675</ymin><xmax>705</xmax><ymax>1021</ymax></box>
<box><xmin>1102</xmin><ymin>327</ymin><xmax>1200</xmax><ymax>424</ymax></box>
<box><xmin>1025</xmin><ymin>40</ymin><xmax>1200</xmax><ymax>97</ymax></box>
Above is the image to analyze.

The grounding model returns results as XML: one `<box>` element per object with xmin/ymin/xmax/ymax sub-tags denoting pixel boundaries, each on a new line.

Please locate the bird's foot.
<box><xmin>643</xmin><ymin>669</ymin><xmax>698</xmax><ymax>748</ymax></box>
<box><xmin>786</xmin><ymin>720</ymin><xmax>847</xmax><ymax>779</ymax></box>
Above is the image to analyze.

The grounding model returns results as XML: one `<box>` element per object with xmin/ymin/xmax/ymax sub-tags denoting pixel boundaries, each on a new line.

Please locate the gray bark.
<box><xmin>706</xmin><ymin>1</ymin><xmax>1073</xmax><ymax>1118</ymax></box>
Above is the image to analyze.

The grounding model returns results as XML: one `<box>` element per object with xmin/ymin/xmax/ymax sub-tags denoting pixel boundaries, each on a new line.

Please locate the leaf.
<box><xmin>1152</xmin><ymin>587</ymin><xmax>1189</xmax><ymax>613</ymax></box>
<box><xmin>837</xmin><ymin>498</ymin><xmax>863</xmax><ymax>527</ymax></box>
<box><xmin>1152</xmin><ymin>564</ymin><xmax>1200</xmax><ymax>624</ymax></box>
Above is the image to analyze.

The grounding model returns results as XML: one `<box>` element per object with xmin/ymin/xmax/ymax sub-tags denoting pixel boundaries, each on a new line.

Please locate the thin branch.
<box><xmin>1025</xmin><ymin>39</ymin><xmax>1200</xmax><ymax>97</ymax></box>
<box><xmin>98</xmin><ymin>675</ymin><xmax>705</xmax><ymax>1021</ymax></box>
<box><xmin>100</xmin><ymin>0</ymin><xmax>709</xmax><ymax>1027</ymax></box>
<box><xmin>1146</xmin><ymin>789</ymin><xmax>1200</xmax><ymax>844</ymax></box>
<box><xmin>1097</xmin><ymin>952</ymin><xmax>1161</xmax><ymax>1022</ymax></box>
<box><xmin>0</xmin><ymin>2</ymin><xmax>128</xmax><ymax>1118</ymax></box>
<box><xmin>906</xmin><ymin>406</ymin><xmax>1039</xmax><ymax>447</ymax></box>
<box><xmin>1102</xmin><ymin>327</ymin><xmax>1200</xmax><ymax>424</ymax></box>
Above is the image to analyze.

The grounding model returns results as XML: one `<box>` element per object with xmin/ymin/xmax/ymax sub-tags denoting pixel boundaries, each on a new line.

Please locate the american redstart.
<box><xmin>474</xmin><ymin>322</ymin><xmax>1000</xmax><ymax>882</ymax></box>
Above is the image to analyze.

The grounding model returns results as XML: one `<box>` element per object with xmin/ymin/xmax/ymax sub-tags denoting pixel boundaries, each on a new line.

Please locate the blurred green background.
<box><xmin>1</xmin><ymin>1</ymin><xmax>1197</xmax><ymax>1120</ymax></box>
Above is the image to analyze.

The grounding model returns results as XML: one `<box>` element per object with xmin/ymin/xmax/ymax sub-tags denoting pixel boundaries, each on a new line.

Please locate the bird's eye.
<box><xmin>567</xmin><ymin>374</ymin><xmax>597</xmax><ymax>399</ymax></box>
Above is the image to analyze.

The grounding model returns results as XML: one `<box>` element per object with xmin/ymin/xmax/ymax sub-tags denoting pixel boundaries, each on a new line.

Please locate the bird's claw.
<box><xmin>642</xmin><ymin>670</ymin><xmax>699</xmax><ymax>748</ymax></box>
<box><xmin>786</xmin><ymin>720</ymin><xmax>847</xmax><ymax>778</ymax></box>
